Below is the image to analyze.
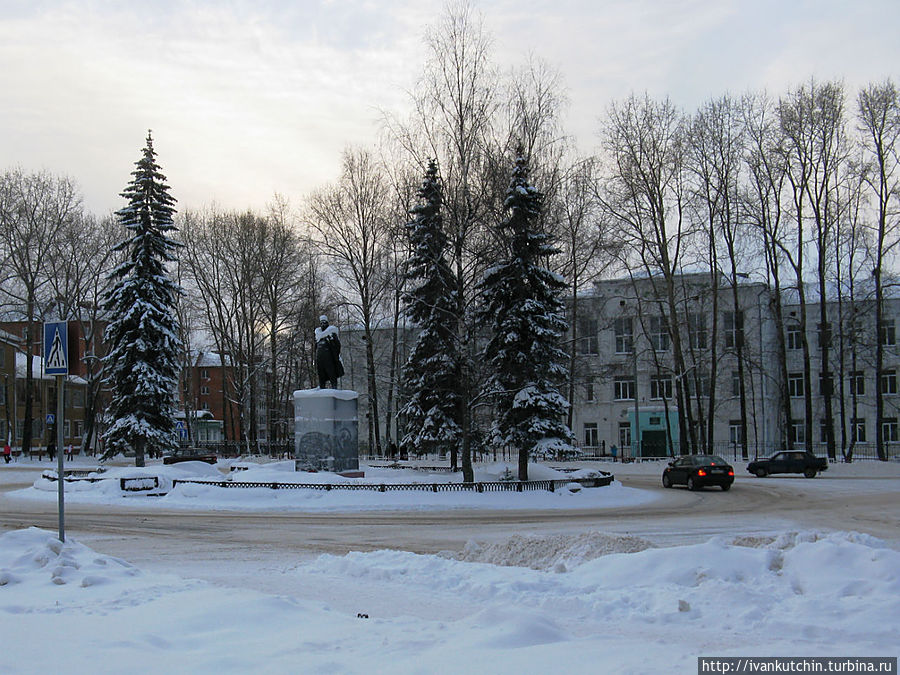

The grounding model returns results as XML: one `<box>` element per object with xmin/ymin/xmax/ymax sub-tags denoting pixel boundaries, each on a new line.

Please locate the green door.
<box><xmin>641</xmin><ymin>429</ymin><xmax>668</xmax><ymax>457</ymax></box>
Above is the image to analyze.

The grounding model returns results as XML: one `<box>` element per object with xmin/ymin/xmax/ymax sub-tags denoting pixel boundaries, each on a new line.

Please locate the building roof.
<box><xmin>15</xmin><ymin>352</ymin><xmax>87</xmax><ymax>384</ymax></box>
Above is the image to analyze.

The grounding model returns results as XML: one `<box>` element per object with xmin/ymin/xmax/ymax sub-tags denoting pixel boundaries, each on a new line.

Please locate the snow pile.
<box><xmin>13</xmin><ymin>461</ymin><xmax>651</xmax><ymax>513</ymax></box>
<box><xmin>448</xmin><ymin>532</ymin><xmax>656</xmax><ymax>571</ymax></box>
<box><xmin>1</xmin><ymin>527</ymin><xmax>897</xmax><ymax>672</ymax></box>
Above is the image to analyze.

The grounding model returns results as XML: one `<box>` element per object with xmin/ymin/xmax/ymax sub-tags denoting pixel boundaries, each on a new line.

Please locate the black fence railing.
<box><xmin>171</xmin><ymin>473</ymin><xmax>613</xmax><ymax>493</ymax></box>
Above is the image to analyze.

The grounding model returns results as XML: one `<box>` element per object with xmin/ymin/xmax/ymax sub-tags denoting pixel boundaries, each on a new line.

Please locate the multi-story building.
<box><xmin>326</xmin><ymin>274</ymin><xmax>900</xmax><ymax>461</ymax></box>
<box><xmin>572</xmin><ymin>274</ymin><xmax>900</xmax><ymax>460</ymax></box>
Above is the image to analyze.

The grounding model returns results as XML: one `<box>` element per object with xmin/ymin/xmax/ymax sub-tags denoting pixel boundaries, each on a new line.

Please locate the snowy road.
<box><xmin>1</xmin><ymin>460</ymin><xmax>898</xmax><ymax>603</ymax></box>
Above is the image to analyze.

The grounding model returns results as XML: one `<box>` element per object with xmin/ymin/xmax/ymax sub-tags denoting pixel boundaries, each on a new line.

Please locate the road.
<box><xmin>1</xmin><ymin>464</ymin><xmax>897</xmax><ymax>599</ymax></box>
<box><xmin>2</xmin><ymin>468</ymin><xmax>897</xmax><ymax>552</ymax></box>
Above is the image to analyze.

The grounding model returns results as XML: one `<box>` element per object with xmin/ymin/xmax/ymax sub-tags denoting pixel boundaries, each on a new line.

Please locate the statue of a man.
<box><xmin>315</xmin><ymin>315</ymin><xmax>344</xmax><ymax>389</ymax></box>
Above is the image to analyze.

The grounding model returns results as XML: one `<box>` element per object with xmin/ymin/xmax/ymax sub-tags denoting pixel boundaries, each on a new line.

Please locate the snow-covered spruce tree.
<box><xmin>400</xmin><ymin>161</ymin><xmax>466</xmax><ymax>473</ymax></box>
<box><xmin>479</xmin><ymin>152</ymin><xmax>573</xmax><ymax>481</ymax></box>
<box><xmin>102</xmin><ymin>132</ymin><xmax>183</xmax><ymax>467</ymax></box>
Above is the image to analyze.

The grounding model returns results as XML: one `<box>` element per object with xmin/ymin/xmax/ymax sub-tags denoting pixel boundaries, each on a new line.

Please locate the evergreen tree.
<box><xmin>102</xmin><ymin>132</ymin><xmax>183</xmax><ymax>466</ymax></box>
<box><xmin>400</xmin><ymin>161</ymin><xmax>464</xmax><ymax>469</ymax></box>
<box><xmin>479</xmin><ymin>152</ymin><xmax>573</xmax><ymax>480</ymax></box>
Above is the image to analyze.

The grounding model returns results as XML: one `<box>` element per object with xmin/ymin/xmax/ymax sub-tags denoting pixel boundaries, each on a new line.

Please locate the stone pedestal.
<box><xmin>293</xmin><ymin>389</ymin><xmax>359</xmax><ymax>472</ymax></box>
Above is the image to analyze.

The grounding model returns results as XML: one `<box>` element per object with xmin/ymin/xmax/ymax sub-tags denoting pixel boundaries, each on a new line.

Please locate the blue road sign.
<box><xmin>44</xmin><ymin>322</ymin><xmax>69</xmax><ymax>376</ymax></box>
<box><xmin>46</xmin><ymin>413</ymin><xmax>55</xmax><ymax>425</ymax></box>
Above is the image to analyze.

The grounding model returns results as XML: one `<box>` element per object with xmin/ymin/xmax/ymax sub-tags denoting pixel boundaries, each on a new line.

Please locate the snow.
<box><xmin>19</xmin><ymin>460</ymin><xmax>655</xmax><ymax>512</ymax></box>
<box><xmin>1</xmin><ymin>458</ymin><xmax>898</xmax><ymax>673</ymax></box>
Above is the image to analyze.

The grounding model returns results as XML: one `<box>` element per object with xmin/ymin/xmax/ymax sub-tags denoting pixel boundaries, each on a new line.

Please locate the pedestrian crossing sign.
<box><xmin>44</xmin><ymin>321</ymin><xmax>69</xmax><ymax>376</ymax></box>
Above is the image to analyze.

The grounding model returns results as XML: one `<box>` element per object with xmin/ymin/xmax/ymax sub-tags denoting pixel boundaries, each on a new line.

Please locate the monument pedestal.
<box><xmin>293</xmin><ymin>389</ymin><xmax>359</xmax><ymax>473</ymax></box>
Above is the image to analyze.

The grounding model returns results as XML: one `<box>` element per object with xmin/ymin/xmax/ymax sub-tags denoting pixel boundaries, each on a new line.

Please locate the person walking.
<box><xmin>2</xmin><ymin>442</ymin><xmax>10</xmax><ymax>464</ymax></box>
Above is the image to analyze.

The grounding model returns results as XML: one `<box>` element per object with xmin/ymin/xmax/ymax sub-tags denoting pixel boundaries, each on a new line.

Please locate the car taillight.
<box><xmin>697</xmin><ymin>469</ymin><xmax>707</xmax><ymax>477</ymax></box>
<box><xmin>728</xmin><ymin>469</ymin><xmax>734</xmax><ymax>476</ymax></box>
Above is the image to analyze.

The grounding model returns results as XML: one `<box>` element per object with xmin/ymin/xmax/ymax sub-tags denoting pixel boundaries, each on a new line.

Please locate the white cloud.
<box><xmin>1</xmin><ymin>0</ymin><xmax>898</xmax><ymax>214</ymax></box>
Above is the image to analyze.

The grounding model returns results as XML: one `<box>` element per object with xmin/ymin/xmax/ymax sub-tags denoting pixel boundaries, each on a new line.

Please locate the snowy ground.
<box><xmin>1</xmin><ymin>457</ymin><xmax>898</xmax><ymax>674</ymax></box>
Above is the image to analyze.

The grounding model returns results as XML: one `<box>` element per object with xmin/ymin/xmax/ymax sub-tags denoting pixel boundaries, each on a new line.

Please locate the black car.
<box><xmin>747</xmin><ymin>451</ymin><xmax>828</xmax><ymax>478</ymax></box>
<box><xmin>662</xmin><ymin>455</ymin><xmax>735</xmax><ymax>491</ymax></box>
<box><xmin>162</xmin><ymin>448</ymin><xmax>218</xmax><ymax>465</ymax></box>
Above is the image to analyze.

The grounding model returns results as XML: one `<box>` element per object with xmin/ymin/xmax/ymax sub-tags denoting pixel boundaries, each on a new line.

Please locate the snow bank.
<box><xmin>1</xmin><ymin>527</ymin><xmax>897</xmax><ymax>673</ymax></box>
<box><xmin>12</xmin><ymin>461</ymin><xmax>652</xmax><ymax>512</ymax></box>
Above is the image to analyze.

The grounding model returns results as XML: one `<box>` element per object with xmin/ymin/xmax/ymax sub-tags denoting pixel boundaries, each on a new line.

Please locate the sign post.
<box><xmin>44</xmin><ymin>321</ymin><xmax>68</xmax><ymax>543</ymax></box>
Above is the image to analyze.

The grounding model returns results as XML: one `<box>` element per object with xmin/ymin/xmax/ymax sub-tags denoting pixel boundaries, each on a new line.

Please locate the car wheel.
<box><xmin>803</xmin><ymin>468</ymin><xmax>817</xmax><ymax>478</ymax></box>
<box><xmin>662</xmin><ymin>473</ymin><xmax>672</xmax><ymax>488</ymax></box>
<box><xmin>687</xmin><ymin>476</ymin><xmax>699</xmax><ymax>491</ymax></box>
<box><xmin>755</xmin><ymin>468</ymin><xmax>768</xmax><ymax>478</ymax></box>
<box><xmin>721</xmin><ymin>483</ymin><xmax>731</xmax><ymax>491</ymax></box>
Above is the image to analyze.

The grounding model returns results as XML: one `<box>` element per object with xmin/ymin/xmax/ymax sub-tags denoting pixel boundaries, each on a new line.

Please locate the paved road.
<box><xmin>2</xmin><ymin>469</ymin><xmax>897</xmax><ymax>560</ymax></box>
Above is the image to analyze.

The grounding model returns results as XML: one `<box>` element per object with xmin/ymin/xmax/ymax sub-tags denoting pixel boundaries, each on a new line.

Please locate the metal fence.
<box><xmin>171</xmin><ymin>473</ymin><xmax>613</xmax><ymax>493</ymax></box>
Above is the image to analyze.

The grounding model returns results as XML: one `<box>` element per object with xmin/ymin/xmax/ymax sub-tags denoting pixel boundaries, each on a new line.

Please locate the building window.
<box><xmin>650</xmin><ymin>375</ymin><xmax>672</xmax><ymax>400</ymax></box>
<box><xmin>731</xmin><ymin>371</ymin><xmax>741</xmax><ymax>397</ymax></box>
<box><xmin>688</xmin><ymin>313</ymin><xmax>707</xmax><ymax>350</ymax></box>
<box><xmin>729</xmin><ymin>420</ymin><xmax>743</xmax><ymax>445</ymax></box>
<box><xmin>618</xmin><ymin>421</ymin><xmax>631</xmax><ymax>450</ymax></box>
<box><xmin>583</xmin><ymin>422</ymin><xmax>599</xmax><ymax>448</ymax></box>
<box><xmin>614</xmin><ymin>317</ymin><xmax>633</xmax><ymax>354</ymax></box>
<box><xmin>786</xmin><ymin>325</ymin><xmax>802</xmax><ymax>350</ymax></box>
<box><xmin>648</xmin><ymin>316</ymin><xmax>669</xmax><ymax>352</ymax></box>
<box><xmin>882</xmin><ymin>418</ymin><xmax>898</xmax><ymax>443</ymax></box>
<box><xmin>74</xmin><ymin>420</ymin><xmax>84</xmax><ymax>440</ymax></box>
<box><xmin>788</xmin><ymin>372</ymin><xmax>804</xmax><ymax>398</ymax></box>
<box><xmin>881</xmin><ymin>369</ymin><xmax>897</xmax><ymax>395</ymax></box>
<box><xmin>200</xmin><ymin>368</ymin><xmax>210</xmax><ymax>380</ymax></box>
<box><xmin>818</xmin><ymin>372</ymin><xmax>834</xmax><ymax>397</ymax></box>
<box><xmin>614</xmin><ymin>376</ymin><xmax>636</xmax><ymax>400</ymax></box>
<box><xmin>585</xmin><ymin>381</ymin><xmax>595</xmax><ymax>402</ymax></box>
<box><xmin>200</xmin><ymin>385</ymin><xmax>210</xmax><ymax>396</ymax></box>
<box><xmin>817</xmin><ymin>322</ymin><xmax>832</xmax><ymax>349</ymax></box>
<box><xmin>685</xmin><ymin>372</ymin><xmax>711</xmax><ymax>398</ymax></box>
<box><xmin>790</xmin><ymin>421</ymin><xmax>806</xmax><ymax>445</ymax></box>
<box><xmin>578</xmin><ymin>318</ymin><xmax>599</xmax><ymax>355</ymax></box>
<box><xmin>851</xmin><ymin>418</ymin><xmax>866</xmax><ymax>443</ymax></box>
<box><xmin>819</xmin><ymin>419</ymin><xmax>830</xmax><ymax>443</ymax></box>
<box><xmin>880</xmin><ymin>318</ymin><xmax>896</xmax><ymax>346</ymax></box>
<box><xmin>849</xmin><ymin>371</ymin><xmax>865</xmax><ymax>396</ymax></box>
<box><xmin>201</xmin><ymin>402</ymin><xmax>210</xmax><ymax>411</ymax></box>
<box><xmin>724</xmin><ymin>310</ymin><xmax>744</xmax><ymax>349</ymax></box>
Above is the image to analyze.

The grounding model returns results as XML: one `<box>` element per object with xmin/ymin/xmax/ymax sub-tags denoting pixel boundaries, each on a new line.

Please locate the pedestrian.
<box><xmin>2</xmin><ymin>442</ymin><xmax>10</xmax><ymax>464</ymax></box>
<box><xmin>66</xmin><ymin>444</ymin><xmax>74</xmax><ymax>461</ymax></box>
<box><xmin>611</xmin><ymin>444</ymin><xmax>618</xmax><ymax>462</ymax></box>
<box><xmin>47</xmin><ymin>440</ymin><xmax>56</xmax><ymax>462</ymax></box>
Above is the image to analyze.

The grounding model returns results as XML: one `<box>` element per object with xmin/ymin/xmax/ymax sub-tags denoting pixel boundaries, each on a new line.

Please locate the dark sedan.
<box><xmin>662</xmin><ymin>455</ymin><xmax>735</xmax><ymax>491</ymax></box>
<box><xmin>747</xmin><ymin>451</ymin><xmax>828</xmax><ymax>478</ymax></box>
<box><xmin>162</xmin><ymin>448</ymin><xmax>218</xmax><ymax>465</ymax></box>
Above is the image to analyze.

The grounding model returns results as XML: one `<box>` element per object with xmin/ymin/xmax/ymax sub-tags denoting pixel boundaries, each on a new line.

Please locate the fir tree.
<box><xmin>479</xmin><ymin>151</ymin><xmax>573</xmax><ymax>480</ymax></box>
<box><xmin>400</xmin><ymin>161</ymin><xmax>463</xmax><ymax>467</ymax></box>
<box><xmin>102</xmin><ymin>132</ymin><xmax>183</xmax><ymax>466</ymax></box>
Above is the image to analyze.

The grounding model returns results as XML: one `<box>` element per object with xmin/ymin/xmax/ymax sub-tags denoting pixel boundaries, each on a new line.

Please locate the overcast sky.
<box><xmin>1</xmin><ymin>0</ymin><xmax>898</xmax><ymax>216</ymax></box>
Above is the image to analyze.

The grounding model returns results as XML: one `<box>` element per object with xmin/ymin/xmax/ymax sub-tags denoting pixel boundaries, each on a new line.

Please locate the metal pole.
<box><xmin>56</xmin><ymin>374</ymin><xmax>65</xmax><ymax>542</ymax></box>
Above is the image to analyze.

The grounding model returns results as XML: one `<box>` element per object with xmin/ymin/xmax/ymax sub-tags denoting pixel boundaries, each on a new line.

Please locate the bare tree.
<box><xmin>598</xmin><ymin>93</ymin><xmax>697</xmax><ymax>454</ymax></box>
<box><xmin>689</xmin><ymin>94</ymin><xmax>752</xmax><ymax>457</ymax></box>
<box><xmin>0</xmin><ymin>169</ymin><xmax>81</xmax><ymax>452</ymax></box>
<box><xmin>742</xmin><ymin>92</ymin><xmax>794</xmax><ymax>452</ymax></box>
<box><xmin>779</xmin><ymin>80</ymin><xmax>847</xmax><ymax>458</ymax></box>
<box><xmin>858</xmin><ymin>79</ymin><xmax>900</xmax><ymax>461</ymax></box>
<box><xmin>180</xmin><ymin>207</ymin><xmax>270</xmax><ymax>448</ymax></box>
<box><xmin>384</xmin><ymin>1</ymin><xmax>500</xmax><ymax>474</ymax></box>
<box><xmin>306</xmin><ymin>147</ymin><xmax>393</xmax><ymax>456</ymax></box>
<box><xmin>45</xmin><ymin>210</ymin><xmax>120</xmax><ymax>454</ymax></box>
